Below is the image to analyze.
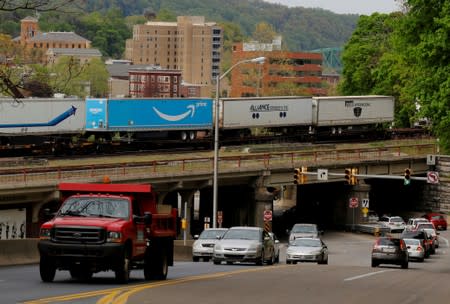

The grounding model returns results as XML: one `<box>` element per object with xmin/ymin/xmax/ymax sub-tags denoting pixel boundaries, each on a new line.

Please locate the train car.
<box><xmin>0</xmin><ymin>97</ymin><xmax>85</xmax><ymax>153</ymax></box>
<box><xmin>311</xmin><ymin>95</ymin><xmax>394</xmax><ymax>137</ymax></box>
<box><xmin>85</xmin><ymin>98</ymin><xmax>214</xmax><ymax>142</ymax></box>
<box><xmin>219</xmin><ymin>96</ymin><xmax>313</xmax><ymax>140</ymax></box>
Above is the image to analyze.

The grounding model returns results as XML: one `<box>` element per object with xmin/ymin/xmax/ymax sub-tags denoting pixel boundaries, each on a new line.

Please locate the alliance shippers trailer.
<box><xmin>38</xmin><ymin>183</ymin><xmax>177</xmax><ymax>283</ymax></box>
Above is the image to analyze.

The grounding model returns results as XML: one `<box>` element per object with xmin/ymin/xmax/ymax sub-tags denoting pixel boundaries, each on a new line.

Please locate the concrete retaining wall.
<box><xmin>0</xmin><ymin>239</ymin><xmax>193</xmax><ymax>267</ymax></box>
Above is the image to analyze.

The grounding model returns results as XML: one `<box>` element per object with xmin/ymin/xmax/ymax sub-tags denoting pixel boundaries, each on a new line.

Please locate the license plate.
<box><xmin>383</xmin><ymin>248</ymin><xmax>395</xmax><ymax>253</ymax></box>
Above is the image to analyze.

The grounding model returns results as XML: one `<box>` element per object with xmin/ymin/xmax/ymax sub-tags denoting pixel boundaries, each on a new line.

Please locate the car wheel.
<box><xmin>401</xmin><ymin>261</ymin><xmax>408</xmax><ymax>269</ymax></box>
<box><xmin>371</xmin><ymin>259</ymin><xmax>378</xmax><ymax>267</ymax></box>
<box><xmin>193</xmin><ymin>256</ymin><xmax>200</xmax><ymax>262</ymax></box>
<box><xmin>203</xmin><ymin>257</ymin><xmax>210</xmax><ymax>262</ymax></box>
<box><xmin>267</xmin><ymin>250</ymin><xmax>275</xmax><ymax>265</ymax></box>
<box><xmin>213</xmin><ymin>259</ymin><xmax>221</xmax><ymax>265</ymax></box>
<box><xmin>256</xmin><ymin>250</ymin><xmax>264</xmax><ymax>266</ymax></box>
<box><xmin>419</xmin><ymin>257</ymin><xmax>425</xmax><ymax>262</ymax></box>
<box><xmin>286</xmin><ymin>261</ymin><xmax>291</xmax><ymax>264</ymax></box>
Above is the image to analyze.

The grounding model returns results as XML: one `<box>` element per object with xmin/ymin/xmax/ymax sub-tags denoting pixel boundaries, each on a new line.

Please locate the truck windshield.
<box><xmin>58</xmin><ymin>197</ymin><xmax>130</xmax><ymax>219</ymax></box>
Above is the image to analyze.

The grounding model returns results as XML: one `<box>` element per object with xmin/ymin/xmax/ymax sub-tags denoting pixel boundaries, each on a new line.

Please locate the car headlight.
<box><xmin>107</xmin><ymin>231</ymin><xmax>122</xmax><ymax>243</ymax></box>
<box><xmin>40</xmin><ymin>228</ymin><xmax>51</xmax><ymax>240</ymax></box>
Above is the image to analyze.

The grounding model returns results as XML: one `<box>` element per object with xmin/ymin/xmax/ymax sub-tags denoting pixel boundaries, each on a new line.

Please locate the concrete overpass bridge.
<box><xmin>0</xmin><ymin>139</ymin><xmax>440</xmax><ymax>239</ymax></box>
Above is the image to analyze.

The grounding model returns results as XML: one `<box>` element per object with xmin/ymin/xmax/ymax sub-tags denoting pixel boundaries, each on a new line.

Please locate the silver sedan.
<box><xmin>213</xmin><ymin>226</ymin><xmax>276</xmax><ymax>265</ymax></box>
<box><xmin>286</xmin><ymin>237</ymin><xmax>328</xmax><ymax>264</ymax></box>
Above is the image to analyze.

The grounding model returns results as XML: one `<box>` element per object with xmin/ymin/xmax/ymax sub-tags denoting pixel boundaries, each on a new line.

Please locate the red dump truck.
<box><xmin>38</xmin><ymin>182</ymin><xmax>177</xmax><ymax>283</ymax></box>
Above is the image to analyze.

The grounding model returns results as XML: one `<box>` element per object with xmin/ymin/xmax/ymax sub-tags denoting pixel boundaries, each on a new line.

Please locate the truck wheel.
<box><xmin>144</xmin><ymin>248</ymin><xmax>168</xmax><ymax>280</ymax></box>
<box><xmin>40</xmin><ymin>256</ymin><xmax>56</xmax><ymax>282</ymax></box>
<box><xmin>115</xmin><ymin>250</ymin><xmax>131</xmax><ymax>283</ymax></box>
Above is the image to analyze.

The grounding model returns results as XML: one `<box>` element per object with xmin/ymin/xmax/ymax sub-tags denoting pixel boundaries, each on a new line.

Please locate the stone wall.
<box><xmin>424</xmin><ymin>156</ymin><xmax>450</xmax><ymax>214</ymax></box>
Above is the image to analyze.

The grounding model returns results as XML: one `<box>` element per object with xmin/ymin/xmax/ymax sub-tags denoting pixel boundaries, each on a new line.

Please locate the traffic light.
<box><xmin>293</xmin><ymin>166</ymin><xmax>307</xmax><ymax>184</ymax></box>
<box><xmin>344</xmin><ymin>168</ymin><xmax>351</xmax><ymax>185</ymax></box>
<box><xmin>351</xmin><ymin>168</ymin><xmax>359</xmax><ymax>185</ymax></box>
<box><xmin>404</xmin><ymin>168</ymin><xmax>411</xmax><ymax>185</ymax></box>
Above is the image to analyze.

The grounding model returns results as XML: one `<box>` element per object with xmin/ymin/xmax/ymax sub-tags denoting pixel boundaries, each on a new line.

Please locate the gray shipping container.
<box><xmin>312</xmin><ymin>95</ymin><xmax>394</xmax><ymax>127</ymax></box>
<box><xmin>221</xmin><ymin>96</ymin><xmax>313</xmax><ymax>129</ymax></box>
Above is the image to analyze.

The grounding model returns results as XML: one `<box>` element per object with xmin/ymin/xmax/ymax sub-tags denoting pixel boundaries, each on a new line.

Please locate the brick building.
<box><xmin>230</xmin><ymin>41</ymin><xmax>326</xmax><ymax>97</ymax></box>
<box><xmin>14</xmin><ymin>16</ymin><xmax>101</xmax><ymax>64</ymax></box>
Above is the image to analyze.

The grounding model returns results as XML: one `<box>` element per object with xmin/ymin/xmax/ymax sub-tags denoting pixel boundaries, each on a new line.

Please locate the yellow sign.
<box><xmin>362</xmin><ymin>207</ymin><xmax>368</xmax><ymax>214</ymax></box>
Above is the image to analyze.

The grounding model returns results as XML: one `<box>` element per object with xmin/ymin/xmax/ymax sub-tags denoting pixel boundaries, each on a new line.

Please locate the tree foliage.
<box><xmin>339</xmin><ymin>0</ymin><xmax>450</xmax><ymax>152</ymax></box>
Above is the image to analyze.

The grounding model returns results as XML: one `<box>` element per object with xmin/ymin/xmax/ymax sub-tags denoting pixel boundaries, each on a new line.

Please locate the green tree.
<box><xmin>252</xmin><ymin>22</ymin><xmax>276</xmax><ymax>43</ymax></box>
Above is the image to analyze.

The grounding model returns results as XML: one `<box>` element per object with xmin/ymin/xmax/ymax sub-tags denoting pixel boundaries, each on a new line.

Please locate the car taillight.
<box><xmin>417</xmin><ymin>246</ymin><xmax>422</xmax><ymax>252</ymax></box>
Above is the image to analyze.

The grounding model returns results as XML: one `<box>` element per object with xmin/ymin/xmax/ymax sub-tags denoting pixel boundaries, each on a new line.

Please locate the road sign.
<box><xmin>349</xmin><ymin>197</ymin><xmax>358</xmax><ymax>208</ymax></box>
<box><xmin>362</xmin><ymin>198</ymin><xmax>369</xmax><ymax>208</ymax></box>
<box><xmin>317</xmin><ymin>169</ymin><xmax>328</xmax><ymax>181</ymax></box>
<box><xmin>427</xmin><ymin>171</ymin><xmax>439</xmax><ymax>184</ymax></box>
<box><xmin>427</xmin><ymin>154</ymin><xmax>436</xmax><ymax>165</ymax></box>
<box><xmin>264</xmin><ymin>210</ymin><xmax>273</xmax><ymax>221</ymax></box>
<box><xmin>362</xmin><ymin>207</ymin><xmax>369</xmax><ymax>215</ymax></box>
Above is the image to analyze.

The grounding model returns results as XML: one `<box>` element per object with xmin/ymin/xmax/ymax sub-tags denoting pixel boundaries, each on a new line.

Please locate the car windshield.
<box><xmin>417</xmin><ymin>223</ymin><xmax>434</xmax><ymax>229</ymax></box>
<box><xmin>291</xmin><ymin>238</ymin><xmax>321</xmax><ymax>247</ymax></box>
<box><xmin>431</xmin><ymin>215</ymin><xmax>444</xmax><ymax>220</ymax></box>
<box><xmin>58</xmin><ymin>197</ymin><xmax>130</xmax><ymax>219</ymax></box>
<box><xmin>378</xmin><ymin>238</ymin><xmax>401</xmax><ymax>246</ymax></box>
<box><xmin>223</xmin><ymin>229</ymin><xmax>260</xmax><ymax>241</ymax></box>
<box><xmin>292</xmin><ymin>225</ymin><xmax>317</xmax><ymax>233</ymax></box>
<box><xmin>403</xmin><ymin>239</ymin><xmax>420</xmax><ymax>246</ymax></box>
<box><xmin>390</xmin><ymin>217</ymin><xmax>403</xmax><ymax>223</ymax></box>
<box><xmin>199</xmin><ymin>229</ymin><xmax>227</xmax><ymax>239</ymax></box>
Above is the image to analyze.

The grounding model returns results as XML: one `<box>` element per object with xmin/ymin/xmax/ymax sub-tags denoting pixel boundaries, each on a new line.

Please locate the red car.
<box><xmin>423</xmin><ymin>213</ymin><xmax>447</xmax><ymax>231</ymax></box>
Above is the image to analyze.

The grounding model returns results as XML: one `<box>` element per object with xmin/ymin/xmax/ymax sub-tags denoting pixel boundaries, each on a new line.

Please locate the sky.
<box><xmin>263</xmin><ymin>0</ymin><xmax>401</xmax><ymax>15</ymax></box>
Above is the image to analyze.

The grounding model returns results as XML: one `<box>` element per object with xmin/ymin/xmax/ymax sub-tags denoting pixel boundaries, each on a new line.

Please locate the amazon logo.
<box><xmin>153</xmin><ymin>105</ymin><xmax>196</xmax><ymax>122</ymax></box>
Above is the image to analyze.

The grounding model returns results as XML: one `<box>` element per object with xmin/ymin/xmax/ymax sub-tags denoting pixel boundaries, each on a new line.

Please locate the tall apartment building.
<box><xmin>230</xmin><ymin>41</ymin><xmax>326</xmax><ymax>97</ymax></box>
<box><xmin>125</xmin><ymin>16</ymin><xmax>222</xmax><ymax>95</ymax></box>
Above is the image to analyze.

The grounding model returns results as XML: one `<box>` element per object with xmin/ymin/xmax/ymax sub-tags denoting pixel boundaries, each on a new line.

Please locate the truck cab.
<box><xmin>38</xmin><ymin>183</ymin><xmax>177</xmax><ymax>283</ymax></box>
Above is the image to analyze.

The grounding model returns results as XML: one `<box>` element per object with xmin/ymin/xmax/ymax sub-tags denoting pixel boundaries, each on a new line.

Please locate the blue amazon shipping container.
<box><xmin>86</xmin><ymin>98</ymin><xmax>213</xmax><ymax>131</ymax></box>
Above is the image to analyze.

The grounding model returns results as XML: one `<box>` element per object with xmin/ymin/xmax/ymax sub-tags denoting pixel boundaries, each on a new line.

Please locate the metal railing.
<box><xmin>0</xmin><ymin>142</ymin><xmax>437</xmax><ymax>189</ymax></box>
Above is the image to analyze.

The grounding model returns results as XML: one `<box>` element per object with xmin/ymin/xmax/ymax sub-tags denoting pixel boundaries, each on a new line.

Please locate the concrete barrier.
<box><xmin>0</xmin><ymin>239</ymin><xmax>194</xmax><ymax>267</ymax></box>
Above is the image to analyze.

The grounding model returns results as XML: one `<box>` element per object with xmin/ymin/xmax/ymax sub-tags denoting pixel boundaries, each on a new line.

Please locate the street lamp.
<box><xmin>212</xmin><ymin>56</ymin><xmax>266</xmax><ymax>228</ymax></box>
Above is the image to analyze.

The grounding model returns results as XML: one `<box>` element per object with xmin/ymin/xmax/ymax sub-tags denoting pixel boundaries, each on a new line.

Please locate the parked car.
<box><xmin>401</xmin><ymin>230</ymin><xmax>431</xmax><ymax>258</ymax></box>
<box><xmin>379</xmin><ymin>216</ymin><xmax>406</xmax><ymax>233</ymax></box>
<box><xmin>286</xmin><ymin>237</ymin><xmax>328</xmax><ymax>265</ymax></box>
<box><xmin>288</xmin><ymin>223</ymin><xmax>321</xmax><ymax>241</ymax></box>
<box><xmin>213</xmin><ymin>226</ymin><xmax>276</xmax><ymax>265</ymax></box>
<box><xmin>367</xmin><ymin>210</ymin><xmax>379</xmax><ymax>223</ymax></box>
<box><xmin>269</xmin><ymin>232</ymin><xmax>280</xmax><ymax>263</ymax></box>
<box><xmin>405</xmin><ymin>218</ymin><xmax>429</xmax><ymax>231</ymax></box>
<box><xmin>423</xmin><ymin>213</ymin><xmax>447</xmax><ymax>230</ymax></box>
<box><xmin>192</xmin><ymin>228</ymin><xmax>228</xmax><ymax>262</ymax></box>
<box><xmin>403</xmin><ymin>238</ymin><xmax>425</xmax><ymax>262</ymax></box>
<box><xmin>371</xmin><ymin>237</ymin><xmax>408</xmax><ymax>269</ymax></box>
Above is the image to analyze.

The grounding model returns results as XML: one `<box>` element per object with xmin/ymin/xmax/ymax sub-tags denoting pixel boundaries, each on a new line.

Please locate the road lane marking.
<box><xmin>97</xmin><ymin>265</ymin><xmax>290</xmax><ymax>304</ymax></box>
<box><xmin>23</xmin><ymin>265</ymin><xmax>287</xmax><ymax>304</ymax></box>
<box><xmin>344</xmin><ymin>269</ymin><xmax>396</xmax><ymax>282</ymax></box>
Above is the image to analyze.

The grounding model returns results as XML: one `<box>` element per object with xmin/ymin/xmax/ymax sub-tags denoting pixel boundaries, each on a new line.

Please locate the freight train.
<box><xmin>0</xmin><ymin>95</ymin><xmax>395</xmax><ymax>155</ymax></box>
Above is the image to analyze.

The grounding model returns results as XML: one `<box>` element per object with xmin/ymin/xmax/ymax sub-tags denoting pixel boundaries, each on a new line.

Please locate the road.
<box><xmin>1</xmin><ymin>230</ymin><xmax>449</xmax><ymax>304</ymax></box>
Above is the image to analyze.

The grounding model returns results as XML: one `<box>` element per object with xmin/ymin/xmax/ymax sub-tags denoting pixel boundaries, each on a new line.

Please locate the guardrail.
<box><xmin>0</xmin><ymin>142</ymin><xmax>437</xmax><ymax>189</ymax></box>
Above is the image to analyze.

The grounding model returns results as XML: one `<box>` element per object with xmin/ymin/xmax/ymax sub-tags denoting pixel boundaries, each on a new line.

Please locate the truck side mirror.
<box><xmin>144</xmin><ymin>212</ymin><xmax>152</xmax><ymax>225</ymax></box>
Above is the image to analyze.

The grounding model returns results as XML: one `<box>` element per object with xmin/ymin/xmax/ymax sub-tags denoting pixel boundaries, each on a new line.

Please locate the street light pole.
<box><xmin>212</xmin><ymin>56</ymin><xmax>266</xmax><ymax>228</ymax></box>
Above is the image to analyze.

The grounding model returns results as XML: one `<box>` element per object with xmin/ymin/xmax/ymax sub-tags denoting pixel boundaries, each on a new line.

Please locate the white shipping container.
<box><xmin>221</xmin><ymin>96</ymin><xmax>313</xmax><ymax>129</ymax></box>
<box><xmin>312</xmin><ymin>96</ymin><xmax>395</xmax><ymax>127</ymax></box>
<box><xmin>0</xmin><ymin>98</ymin><xmax>85</xmax><ymax>135</ymax></box>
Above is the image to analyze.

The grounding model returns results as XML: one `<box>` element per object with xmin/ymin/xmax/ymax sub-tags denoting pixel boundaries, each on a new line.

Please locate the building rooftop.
<box><xmin>46</xmin><ymin>48</ymin><xmax>102</xmax><ymax>57</ymax></box>
<box><xmin>28</xmin><ymin>32</ymin><xmax>90</xmax><ymax>43</ymax></box>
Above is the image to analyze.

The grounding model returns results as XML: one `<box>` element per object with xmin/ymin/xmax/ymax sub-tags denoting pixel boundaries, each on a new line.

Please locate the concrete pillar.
<box><xmin>346</xmin><ymin>182</ymin><xmax>371</xmax><ymax>229</ymax></box>
<box><xmin>176</xmin><ymin>190</ymin><xmax>197</xmax><ymax>239</ymax></box>
<box><xmin>253</xmin><ymin>186</ymin><xmax>275</xmax><ymax>230</ymax></box>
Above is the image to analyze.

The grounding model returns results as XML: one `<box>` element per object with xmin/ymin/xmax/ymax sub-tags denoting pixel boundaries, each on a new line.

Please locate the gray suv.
<box><xmin>371</xmin><ymin>237</ymin><xmax>408</xmax><ymax>269</ymax></box>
